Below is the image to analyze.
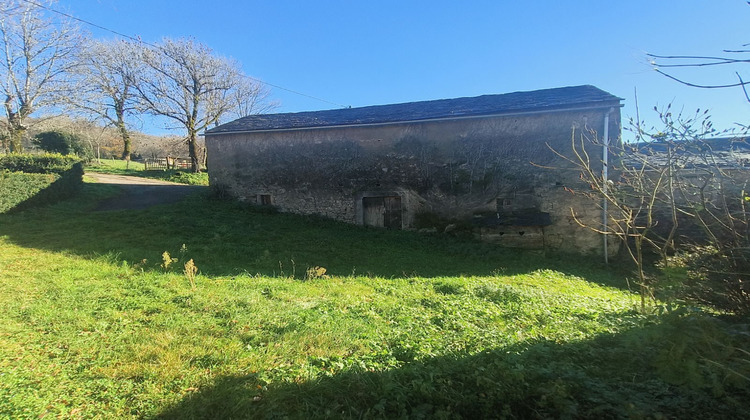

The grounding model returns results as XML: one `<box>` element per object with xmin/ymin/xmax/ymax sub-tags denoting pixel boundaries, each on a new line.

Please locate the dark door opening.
<box><xmin>362</xmin><ymin>196</ymin><xmax>402</xmax><ymax>229</ymax></box>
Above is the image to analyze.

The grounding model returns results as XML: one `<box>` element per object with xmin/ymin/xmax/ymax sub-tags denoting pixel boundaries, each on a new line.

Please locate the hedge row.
<box><xmin>0</xmin><ymin>154</ymin><xmax>84</xmax><ymax>213</ymax></box>
<box><xmin>0</xmin><ymin>153</ymin><xmax>82</xmax><ymax>174</ymax></box>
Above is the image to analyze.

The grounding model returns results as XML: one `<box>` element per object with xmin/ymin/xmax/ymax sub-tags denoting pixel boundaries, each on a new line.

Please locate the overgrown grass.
<box><xmin>0</xmin><ymin>183</ymin><xmax>748</xmax><ymax>418</ymax></box>
<box><xmin>86</xmin><ymin>159</ymin><xmax>209</xmax><ymax>185</ymax></box>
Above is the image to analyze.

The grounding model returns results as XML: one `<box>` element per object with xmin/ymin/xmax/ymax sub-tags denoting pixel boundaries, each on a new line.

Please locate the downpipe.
<box><xmin>602</xmin><ymin>108</ymin><xmax>613</xmax><ymax>263</ymax></box>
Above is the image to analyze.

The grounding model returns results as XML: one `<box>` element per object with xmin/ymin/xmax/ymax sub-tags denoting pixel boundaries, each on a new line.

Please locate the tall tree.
<box><xmin>0</xmin><ymin>0</ymin><xmax>80</xmax><ymax>153</ymax></box>
<box><xmin>136</xmin><ymin>38</ymin><xmax>254</xmax><ymax>172</ymax></box>
<box><xmin>225</xmin><ymin>77</ymin><xmax>278</xmax><ymax>122</ymax></box>
<box><xmin>69</xmin><ymin>39</ymin><xmax>143</xmax><ymax>161</ymax></box>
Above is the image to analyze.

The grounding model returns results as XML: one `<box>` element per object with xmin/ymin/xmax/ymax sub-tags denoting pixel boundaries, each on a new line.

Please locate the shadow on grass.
<box><xmin>93</xmin><ymin>183</ymin><xmax>205</xmax><ymax>211</ymax></box>
<box><xmin>0</xmin><ymin>183</ymin><xmax>629</xmax><ymax>287</ymax></box>
<box><xmin>2</xmin><ymin>162</ymin><xmax>84</xmax><ymax>213</ymax></box>
<box><xmin>156</xmin><ymin>313</ymin><xmax>749</xmax><ymax>419</ymax></box>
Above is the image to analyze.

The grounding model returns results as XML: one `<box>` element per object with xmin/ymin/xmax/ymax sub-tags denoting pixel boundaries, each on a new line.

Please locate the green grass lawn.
<box><xmin>86</xmin><ymin>159</ymin><xmax>209</xmax><ymax>185</ymax></box>
<box><xmin>0</xmin><ymin>183</ymin><xmax>748</xmax><ymax>419</ymax></box>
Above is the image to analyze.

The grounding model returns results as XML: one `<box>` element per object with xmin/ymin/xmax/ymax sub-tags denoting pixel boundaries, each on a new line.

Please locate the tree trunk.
<box><xmin>187</xmin><ymin>130</ymin><xmax>200</xmax><ymax>172</ymax></box>
<box><xmin>117</xmin><ymin>117</ymin><xmax>131</xmax><ymax>161</ymax></box>
<box><xmin>5</xmin><ymin>103</ymin><xmax>28</xmax><ymax>153</ymax></box>
<box><xmin>8</xmin><ymin>124</ymin><xmax>25</xmax><ymax>153</ymax></box>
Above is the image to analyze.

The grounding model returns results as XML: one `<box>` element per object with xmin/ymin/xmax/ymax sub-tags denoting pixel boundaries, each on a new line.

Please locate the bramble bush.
<box><xmin>670</xmin><ymin>246</ymin><xmax>750</xmax><ymax>315</ymax></box>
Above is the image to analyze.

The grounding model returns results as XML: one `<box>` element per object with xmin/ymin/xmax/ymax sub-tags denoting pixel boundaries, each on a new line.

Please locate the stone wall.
<box><xmin>206</xmin><ymin>108</ymin><xmax>621</xmax><ymax>255</ymax></box>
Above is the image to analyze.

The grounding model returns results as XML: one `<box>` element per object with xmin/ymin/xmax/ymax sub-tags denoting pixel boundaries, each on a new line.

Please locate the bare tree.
<box><xmin>225</xmin><ymin>77</ymin><xmax>278</xmax><ymax>121</ymax></box>
<box><xmin>649</xmin><ymin>51</ymin><xmax>750</xmax><ymax>103</ymax></box>
<box><xmin>69</xmin><ymin>39</ymin><xmax>144</xmax><ymax>161</ymax></box>
<box><xmin>553</xmin><ymin>124</ymin><xmax>675</xmax><ymax>310</ymax></box>
<box><xmin>0</xmin><ymin>0</ymin><xmax>80</xmax><ymax>153</ymax></box>
<box><xmin>136</xmin><ymin>38</ymin><xmax>252</xmax><ymax>172</ymax></box>
<box><xmin>648</xmin><ymin>2</ymin><xmax>750</xmax><ymax>103</ymax></box>
<box><xmin>554</xmin><ymin>105</ymin><xmax>750</xmax><ymax>311</ymax></box>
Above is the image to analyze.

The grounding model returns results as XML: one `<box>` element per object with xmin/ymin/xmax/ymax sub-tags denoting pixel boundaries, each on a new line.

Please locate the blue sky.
<box><xmin>57</xmin><ymin>0</ymin><xmax>750</xmax><ymax>139</ymax></box>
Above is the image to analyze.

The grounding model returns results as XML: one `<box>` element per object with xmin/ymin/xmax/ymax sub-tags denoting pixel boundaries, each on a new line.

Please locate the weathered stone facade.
<box><xmin>206</xmin><ymin>86</ymin><xmax>622</xmax><ymax>255</ymax></box>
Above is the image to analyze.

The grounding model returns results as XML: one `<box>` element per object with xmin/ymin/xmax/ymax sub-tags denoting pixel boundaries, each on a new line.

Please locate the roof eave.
<box><xmin>205</xmin><ymin>99</ymin><xmax>623</xmax><ymax>137</ymax></box>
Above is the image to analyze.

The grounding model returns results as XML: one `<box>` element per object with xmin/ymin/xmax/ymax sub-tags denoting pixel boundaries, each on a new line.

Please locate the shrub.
<box><xmin>0</xmin><ymin>153</ymin><xmax>82</xmax><ymax>174</ymax></box>
<box><xmin>164</xmin><ymin>170</ymin><xmax>208</xmax><ymax>185</ymax></box>
<box><xmin>32</xmin><ymin>130</ymin><xmax>92</xmax><ymax>159</ymax></box>
<box><xmin>672</xmin><ymin>246</ymin><xmax>750</xmax><ymax>315</ymax></box>
<box><xmin>0</xmin><ymin>154</ymin><xmax>83</xmax><ymax>213</ymax></box>
<box><xmin>0</xmin><ymin>171</ymin><xmax>58</xmax><ymax>213</ymax></box>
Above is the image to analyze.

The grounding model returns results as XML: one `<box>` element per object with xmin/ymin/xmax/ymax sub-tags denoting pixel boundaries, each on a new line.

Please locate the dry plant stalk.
<box><xmin>184</xmin><ymin>259</ymin><xmax>198</xmax><ymax>290</ymax></box>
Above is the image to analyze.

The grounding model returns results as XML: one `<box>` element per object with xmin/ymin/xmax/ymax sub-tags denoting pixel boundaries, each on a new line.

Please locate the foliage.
<box><xmin>646</xmin><ymin>5</ymin><xmax>750</xmax><ymax>314</ymax></box>
<box><xmin>0</xmin><ymin>171</ymin><xmax>57</xmax><ymax>213</ymax></box>
<box><xmin>164</xmin><ymin>312</ymin><xmax>747</xmax><ymax>419</ymax></box>
<box><xmin>304</xmin><ymin>265</ymin><xmax>327</xmax><ymax>280</ymax></box>
<box><xmin>0</xmin><ymin>153</ymin><xmax>81</xmax><ymax>173</ymax></box>
<box><xmin>0</xmin><ymin>159</ymin><xmax>83</xmax><ymax>213</ymax></box>
<box><xmin>162</xmin><ymin>171</ymin><xmax>210</xmax><ymax>186</ymax></box>
<box><xmin>86</xmin><ymin>158</ymin><xmax>145</xmax><ymax>173</ymax></box>
<box><xmin>670</xmin><ymin>246</ymin><xmax>750</xmax><ymax>315</ymax></box>
<box><xmin>556</xmin><ymin>105</ymin><xmax>749</xmax><ymax>312</ymax></box>
<box><xmin>221</xmin><ymin>74</ymin><xmax>279</xmax><ymax>122</ymax></box>
<box><xmin>627</xmin><ymin>108</ymin><xmax>750</xmax><ymax>315</ymax></box>
<box><xmin>161</xmin><ymin>250</ymin><xmax>178</xmax><ymax>271</ymax></box>
<box><xmin>184</xmin><ymin>259</ymin><xmax>198</xmax><ymax>290</ymax></box>
<box><xmin>86</xmin><ymin>159</ymin><xmax>209</xmax><ymax>185</ymax></box>
<box><xmin>33</xmin><ymin>130</ymin><xmax>92</xmax><ymax>158</ymax></box>
<box><xmin>0</xmin><ymin>182</ymin><xmax>747</xmax><ymax>418</ymax></box>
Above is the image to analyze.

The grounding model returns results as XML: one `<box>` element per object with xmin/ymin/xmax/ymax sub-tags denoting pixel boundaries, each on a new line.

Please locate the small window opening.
<box><xmin>259</xmin><ymin>194</ymin><xmax>272</xmax><ymax>205</ymax></box>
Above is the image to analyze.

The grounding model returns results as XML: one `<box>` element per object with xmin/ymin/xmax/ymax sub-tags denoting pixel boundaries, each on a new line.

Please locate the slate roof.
<box><xmin>206</xmin><ymin>85</ymin><xmax>622</xmax><ymax>135</ymax></box>
<box><xmin>625</xmin><ymin>137</ymin><xmax>750</xmax><ymax>169</ymax></box>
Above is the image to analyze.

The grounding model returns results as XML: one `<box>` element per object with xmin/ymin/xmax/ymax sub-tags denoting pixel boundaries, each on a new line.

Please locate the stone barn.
<box><xmin>205</xmin><ymin>85</ymin><xmax>622</xmax><ymax>255</ymax></box>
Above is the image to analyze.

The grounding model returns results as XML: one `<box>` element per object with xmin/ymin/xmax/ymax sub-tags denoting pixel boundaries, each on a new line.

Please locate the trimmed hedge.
<box><xmin>0</xmin><ymin>153</ymin><xmax>82</xmax><ymax>174</ymax></box>
<box><xmin>0</xmin><ymin>154</ymin><xmax>84</xmax><ymax>213</ymax></box>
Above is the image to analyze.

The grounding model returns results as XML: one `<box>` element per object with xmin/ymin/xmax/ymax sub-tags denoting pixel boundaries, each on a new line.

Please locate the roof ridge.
<box><xmin>207</xmin><ymin>85</ymin><xmax>622</xmax><ymax>134</ymax></box>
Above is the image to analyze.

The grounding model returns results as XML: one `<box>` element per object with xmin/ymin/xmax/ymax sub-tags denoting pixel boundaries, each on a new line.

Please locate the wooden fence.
<box><xmin>144</xmin><ymin>157</ymin><xmax>192</xmax><ymax>171</ymax></box>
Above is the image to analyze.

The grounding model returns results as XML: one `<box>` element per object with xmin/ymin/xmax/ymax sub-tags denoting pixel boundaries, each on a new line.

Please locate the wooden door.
<box><xmin>383</xmin><ymin>196</ymin><xmax>402</xmax><ymax>229</ymax></box>
<box><xmin>363</xmin><ymin>197</ymin><xmax>384</xmax><ymax>227</ymax></box>
<box><xmin>362</xmin><ymin>196</ymin><xmax>401</xmax><ymax>229</ymax></box>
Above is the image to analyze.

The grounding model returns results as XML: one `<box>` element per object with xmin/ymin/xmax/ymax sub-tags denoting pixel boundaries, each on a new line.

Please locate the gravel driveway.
<box><xmin>87</xmin><ymin>173</ymin><xmax>207</xmax><ymax>211</ymax></box>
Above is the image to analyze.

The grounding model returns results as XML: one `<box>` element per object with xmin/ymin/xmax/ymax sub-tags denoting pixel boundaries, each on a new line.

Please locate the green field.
<box><xmin>0</xmin><ymin>182</ymin><xmax>748</xmax><ymax>419</ymax></box>
<box><xmin>86</xmin><ymin>159</ymin><xmax>209</xmax><ymax>185</ymax></box>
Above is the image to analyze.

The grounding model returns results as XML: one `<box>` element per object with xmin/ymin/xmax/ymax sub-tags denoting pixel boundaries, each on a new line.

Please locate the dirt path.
<box><xmin>86</xmin><ymin>173</ymin><xmax>207</xmax><ymax>211</ymax></box>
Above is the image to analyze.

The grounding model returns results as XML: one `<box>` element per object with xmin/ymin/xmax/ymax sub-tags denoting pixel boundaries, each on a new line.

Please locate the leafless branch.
<box><xmin>0</xmin><ymin>0</ymin><xmax>81</xmax><ymax>152</ymax></box>
<box><xmin>134</xmin><ymin>38</ymin><xmax>275</xmax><ymax>171</ymax></box>
<box><xmin>654</xmin><ymin>68</ymin><xmax>750</xmax><ymax>89</ymax></box>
